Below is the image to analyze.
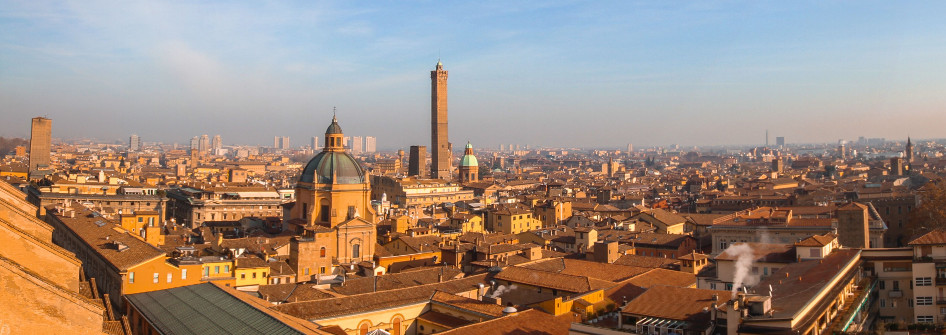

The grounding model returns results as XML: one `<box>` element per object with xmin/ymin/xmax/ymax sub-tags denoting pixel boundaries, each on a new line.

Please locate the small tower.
<box><xmin>458</xmin><ymin>142</ymin><xmax>479</xmax><ymax>183</ymax></box>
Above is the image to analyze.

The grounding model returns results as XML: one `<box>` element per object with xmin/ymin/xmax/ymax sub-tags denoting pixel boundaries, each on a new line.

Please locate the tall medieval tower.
<box><xmin>431</xmin><ymin>60</ymin><xmax>451</xmax><ymax>180</ymax></box>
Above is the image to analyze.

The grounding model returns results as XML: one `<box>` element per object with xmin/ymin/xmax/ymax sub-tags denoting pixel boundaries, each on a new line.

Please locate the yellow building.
<box><xmin>449</xmin><ymin>213</ymin><xmax>484</xmax><ymax>234</ymax></box>
<box><xmin>235</xmin><ymin>257</ymin><xmax>271</xmax><ymax>287</ymax></box>
<box><xmin>486</xmin><ymin>205</ymin><xmax>542</xmax><ymax>235</ymax></box>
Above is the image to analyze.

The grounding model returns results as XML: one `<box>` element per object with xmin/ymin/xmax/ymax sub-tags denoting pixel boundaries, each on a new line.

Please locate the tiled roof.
<box><xmin>518</xmin><ymin>258</ymin><xmax>651</xmax><ymax>282</ymax></box>
<box><xmin>753</xmin><ymin>249</ymin><xmax>861</xmax><ymax>319</ymax></box>
<box><xmin>909</xmin><ymin>230</ymin><xmax>946</xmax><ymax>245</ymax></box>
<box><xmin>417</xmin><ymin>310</ymin><xmax>473</xmax><ymax>328</ymax></box>
<box><xmin>430</xmin><ymin>291</ymin><xmax>505</xmax><ymax>317</ymax></box>
<box><xmin>613</xmin><ymin>254</ymin><xmax>680</xmax><ymax>269</ymax></box>
<box><xmin>438</xmin><ymin>309</ymin><xmax>578</xmax><ymax>335</ymax></box>
<box><xmin>621</xmin><ymin>285</ymin><xmax>728</xmax><ymax>329</ymax></box>
<box><xmin>494</xmin><ymin>266</ymin><xmax>613</xmax><ymax>293</ymax></box>
<box><xmin>330</xmin><ymin>266</ymin><xmax>463</xmax><ymax>296</ymax></box>
<box><xmin>626</xmin><ymin>268</ymin><xmax>696</xmax><ymax>288</ymax></box>
<box><xmin>50</xmin><ymin>204</ymin><xmax>166</xmax><ymax>271</ymax></box>
<box><xmin>273</xmin><ymin>274</ymin><xmax>487</xmax><ymax>320</ymax></box>
<box><xmin>794</xmin><ymin>233</ymin><xmax>837</xmax><ymax>247</ymax></box>
<box><xmin>258</xmin><ymin>283</ymin><xmax>338</xmax><ymax>304</ymax></box>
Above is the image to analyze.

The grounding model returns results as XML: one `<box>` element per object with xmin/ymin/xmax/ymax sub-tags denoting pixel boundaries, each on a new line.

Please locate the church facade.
<box><xmin>287</xmin><ymin>115</ymin><xmax>377</xmax><ymax>281</ymax></box>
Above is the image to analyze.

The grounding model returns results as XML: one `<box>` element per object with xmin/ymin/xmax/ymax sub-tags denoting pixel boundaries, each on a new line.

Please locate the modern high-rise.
<box><xmin>274</xmin><ymin>136</ymin><xmax>290</xmax><ymax>149</ymax></box>
<box><xmin>190</xmin><ymin>137</ymin><xmax>199</xmax><ymax>151</ymax></box>
<box><xmin>776</xmin><ymin>136</ymin><xmax>785</xmax><ymax>147</ymax></box>
<box><xmin>365</xmin><ymin>136</ymin><xmax>377</xmax><ymax>153</ymax></box>
<box><xmin>129</xmin><ymin>134</ymin><xmax>141</xmax><ymax>152</ymax></box>
<box><xmin>28</xmin><ymin>117</ymin><xmax>52</xmax><ymax>176</ymax></box>
<box><xmin>626</xmin><ymin>143</ymin><xmax>633</xmax><ymax>153</ymax></box>
<box><xmin>409</xmin><ymin>145</ymin><xmax>427</xmax><ymax>178</ymax></box>
<box><xmin>199</xmin><ymin>134</ymin><xmax>210</xmax><ymax>153</ymax></box>
<box><xmin>352</xmin><ymin>136</ymin><xmax>364</xmax><ymax>154</ymax></box>
<box><xmin>211</xmin><ymin>135</ymin><xmax>222</xmax><ymax>151</ymax></box>
<box><xmin>430</xmin><ymin>60</ymin><xmax>451</xmax><ymax>180</ymax></box>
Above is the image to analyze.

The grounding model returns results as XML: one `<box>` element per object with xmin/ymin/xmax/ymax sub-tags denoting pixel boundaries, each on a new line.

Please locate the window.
<box><xmin>719</xmin><ymin>242</ymin><xmax>727</xmax><ymax>250</ymax></box>
<box><xmin>225</xmin><ymin>265</ymin><xmax>230</xmax><ymax>273</ymax></box>
<box><xmin>182</xmin><ymin>269</ymin><xmax>187</xmax><ymax>280</ymax></box>
<box><xmin>252</xmin><ymin>272</ymin><xmax>257</xmax><ymax>279</ymax></box>
<box><xmin>305</xmin><ymin>268</ymin><xmax>310</xmax><ymax>275</ymax></box>
<box><xmin>138</xmin><ymin>217</ymin><xmax>143</xmax><ymax>223</ymax></box>
<box><xmin>241</xmin><ymin>274</ymin><xmax>246</xmax><ymax>279</ymax></box>
<box><xmin>320</xmin><ymin>267</ymin><xmax>326</xmax><ymax>274</ymax></box>
<box><xmin>917</xmin><ymin>277</ymin><xmax>932</xmax><ymax>286</ymax></box>
<box><xmin>129</xmin><ymin>272</ymin><xmax>135</xmax><ymax>284</ymax></box>
<box><xmin>917</xmin><ymin>297</ymin><xmax>934</xmax><ymax>305</ymax></box>
<box><xmin>880</xmin><ymin>299</ymin><xmax>886</xmax><ymax>308</ymax></box>
<box><xmin>918</xmin><ymin>316</ymin><xmax>934</xmax><ymax>323</ymax></box>
<box><xmin>893</xmin><ymin>280</ymin><xmax>900</xmax><ymax>291</ymax></box>
<box><xmin>167</xmin><ymin>273</ymin><xmax>172</xmax><ymax>283</ymax></box>
<box><xmin>215</xmin><ymin>266</ymin><xmax>220</xmax><ymax>274</ymax></box>
<box><xmin>320</xmin><ymin>247</ymin><xmax>326</xmax><ymax>258</ymax></box>
<box><xmin>153</xmin><ymin>273</ymin><xmax>159</xmax><ymax>284</ymax></box>
<box><xmin>940</xmin><ymin>307</ymin><xmax>946</xmax><ymax>315</ymax></box>
<box><xmin>879</xmin><ymin>280</ymin><xmax>885</xmax><ymax>289</ymax></box>
<box><xmin>352</xmin><ymin>244</ymin><xmax>361</xmax><ymax>259</ymax></box>
<box><xmin>909</xmin><ymin>298</ymin><xmax>914</xmax><ymax>307</ymax></box>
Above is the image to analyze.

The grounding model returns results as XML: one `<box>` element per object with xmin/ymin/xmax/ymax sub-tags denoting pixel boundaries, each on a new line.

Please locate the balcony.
<box><xmin>937</xmin><ymin>277</ymin><xmax>946</xmax><ymax>286</ymax></box>
<box><xmin>938</xmin><ymin>297</ymin><xmax>946</xmax><ymax>305</ymax></box>
<box><xmin>888</xmin><ymin>290</ymin><xmax>903</xmax><ymax>298</ymax></box>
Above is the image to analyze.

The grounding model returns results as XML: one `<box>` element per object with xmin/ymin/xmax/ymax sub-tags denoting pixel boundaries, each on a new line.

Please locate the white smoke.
<box><xmin>722</xmin><ymin>243</ymin><xmax>759</xmax><ymax>298</ymax></box>
<box><xmin>490</xmin><ymin>284</ymin><xmax>518</xmax><ymax>298</ymax></box>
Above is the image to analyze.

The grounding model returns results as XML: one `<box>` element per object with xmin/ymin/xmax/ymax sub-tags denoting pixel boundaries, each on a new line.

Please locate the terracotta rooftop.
<box><xmin>272</xmin><ymin>274</ymin><xmax>487</xmax><ymax>320</ymax></box>
<box><xmin>48</xmin><ymin>204</ymin><xmax>166</xmax><ymax>271</ymax></box>
<box><xmin>626</xmin><ymin>268</ymin><xmax>696</xmax><ymax>288</ymax></box>
<box><xmin>518</xmin><ymin>258</ymin><xmax>651</xmax><ymax>282</ymax></box>
<box><xmin>794</xmin><ymin>233</ymin><xmax>837</xmax><ymax>247</ymax></box>
<box><xmin>753</xmin><ymin>249</ymin><xmax>861</xmax><ymax>320</ymax></box>
<box><xmin>438</xmin><ymin>309</ymin><xmax>579</xmax><ymax>335</ymax></box>
<box><xmin>493</xmin><ymin>266</ymin><xmax>614</xmax><ymax>293</ymax></box>
<box><xmin>909</xmin><ymin>230</ymin><xmax>946</xmax><ymax>245</ymax></box>
<box><xmin>621</xmin><ymin>285</ymin><xmax>729</xmax><ymax>330</ymax></box>
<box><xmin>330</xmin><ymin>266</ymin><xmax>463</xmax><ymax>296</ymax></box>
<box><xmin>430</xmin><ymin>291</ymin><xmax>505</xmax><ymax>318</ymax></box>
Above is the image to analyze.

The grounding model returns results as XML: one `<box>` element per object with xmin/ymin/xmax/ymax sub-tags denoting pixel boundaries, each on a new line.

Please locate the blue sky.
<box><xmin>2</xmin><ymin>1</ymin><xmax>945</xmax><ymax>149</ymax></box>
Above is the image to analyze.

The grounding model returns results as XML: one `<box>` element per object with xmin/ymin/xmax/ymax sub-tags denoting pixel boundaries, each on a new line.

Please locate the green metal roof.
<box><xmin>125</xmin><ymin>283</ymin><xmax>307</xmax><ymax>335</ymax></box>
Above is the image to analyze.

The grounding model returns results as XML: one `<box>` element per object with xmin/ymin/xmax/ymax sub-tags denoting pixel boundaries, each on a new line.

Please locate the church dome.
<box><xmin>299</xmin><ymin>151</ymin><xmax>365</xmax><ymax>184</ymax></box>
<box><xmin>325</xmin><ymin>116</ymin><xmax>343</xmax><ymax>134</ymax></box>
<box><xmin>460</xmin><ymin>142</ymin><xmax>478</xmax><ymax>167</ymax></box>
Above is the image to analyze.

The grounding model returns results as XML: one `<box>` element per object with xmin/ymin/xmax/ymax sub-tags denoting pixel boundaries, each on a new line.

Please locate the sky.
<box><xmin>2</xmin><ymin>1</ymin><xmax>946</xmax><ymax>150</ymax></box>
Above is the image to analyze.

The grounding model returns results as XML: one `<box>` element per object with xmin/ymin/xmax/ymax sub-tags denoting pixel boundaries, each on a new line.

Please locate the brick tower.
<box><xmin>431</xmin><ymin>60</ymin><xmax>451</xmax><ymax>180</ymax></box>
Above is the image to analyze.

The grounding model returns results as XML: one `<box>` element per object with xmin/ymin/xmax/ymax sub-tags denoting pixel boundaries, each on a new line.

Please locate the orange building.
<box><xmin>45</xmin><ymin>203</ymin><xmax>204</xmax><ymax>309</ymax></box>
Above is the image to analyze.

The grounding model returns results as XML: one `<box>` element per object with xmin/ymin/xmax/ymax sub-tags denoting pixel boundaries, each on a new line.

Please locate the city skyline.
<box><xmin>3</xmin><ymin>1</ymin><xmax>946</xmax><ymax>148</ymax></box>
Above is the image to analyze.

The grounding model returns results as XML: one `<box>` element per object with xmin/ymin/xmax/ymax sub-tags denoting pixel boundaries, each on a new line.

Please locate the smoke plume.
<box><xmin>722</xmin><ymin>243</ymin><xmax>758</xmax><ymax>298</ymax></box>
<box><xmin>490</xmin><ymin>284</ymin><xmax>518</xmax><ymax>298</ymax></box>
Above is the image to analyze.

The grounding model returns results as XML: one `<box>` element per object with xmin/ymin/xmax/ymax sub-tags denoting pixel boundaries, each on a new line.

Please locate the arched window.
<box><xmin>392</xmin><ymin>317</ymin><xmax>402</xmax><ymax>335</ymax></box>
<box><xmin>352</xmin><ymin>244</ymin><xmax>360</xmax><ymax>259</ymax></box>
<box><xmin>320</xmin><ymin>247</ymin><xmax>326</xmax><ymax>258</ymax></box>
<box><xmin>358</xmin><ymin>321</ymin><xmax>370</xmax><ymax>335</ymax></box>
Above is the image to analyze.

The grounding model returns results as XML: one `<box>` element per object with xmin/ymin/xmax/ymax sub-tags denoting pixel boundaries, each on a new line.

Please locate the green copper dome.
<box><xmin>460</xmin><ymin>142</ymin><xmax>478</xmax><ymax>167</ymax></box>
<box><xmin>299</xmin><ymin>151</ymin><xmax>365</xmax><ymax>184</ymax></box>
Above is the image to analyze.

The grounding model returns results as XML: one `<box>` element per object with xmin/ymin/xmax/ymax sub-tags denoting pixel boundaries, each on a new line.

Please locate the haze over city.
<box><xmin>3</xmin><ymin>1</ymin><xmax>946</xmax><ymax>148</ymax></box>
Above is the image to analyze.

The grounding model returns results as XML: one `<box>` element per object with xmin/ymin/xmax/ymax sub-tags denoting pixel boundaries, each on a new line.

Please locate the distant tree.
<box><xmin>907</xmin><ymin>178</ymin><xmax>946</xmax><ymax>236</ymax></box>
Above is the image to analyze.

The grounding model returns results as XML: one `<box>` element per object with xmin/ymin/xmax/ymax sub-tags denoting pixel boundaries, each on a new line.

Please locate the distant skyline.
<box><xmin>2</xmin><ymin>1</ymin><xmax>946</xmax><ymax>149</ymax></box>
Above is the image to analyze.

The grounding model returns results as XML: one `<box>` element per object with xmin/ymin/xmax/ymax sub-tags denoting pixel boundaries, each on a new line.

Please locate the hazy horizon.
<box><xmin>3</xmin><ymin>1</ymin><xmax>945</xmax><ymax>149</ymax></box>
